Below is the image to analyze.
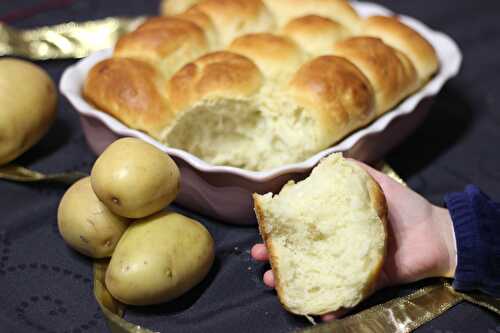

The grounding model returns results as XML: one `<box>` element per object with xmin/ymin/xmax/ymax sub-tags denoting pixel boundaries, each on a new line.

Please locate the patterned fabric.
<box><xmin>0</xmin><ymin>0</ymin><xmax>500</xmax><ymax>332</ymax></box>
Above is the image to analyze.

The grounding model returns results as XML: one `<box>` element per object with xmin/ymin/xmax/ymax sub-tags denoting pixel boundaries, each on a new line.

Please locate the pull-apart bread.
<box><xmin>84</xmin><ymin>0</ymin><xmax>438</xmax><ymax>171</ymax></box>
<box><xmin>253</xmin><ymin>153</ymin><xmax>388</xmax><ymax>315</ymax></box>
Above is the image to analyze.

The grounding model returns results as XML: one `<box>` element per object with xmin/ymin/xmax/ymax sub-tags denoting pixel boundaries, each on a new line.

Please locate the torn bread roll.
<box><xmin>253</xmin><ymin>153</ymin><xmax>387</xmax><ymax>315</ymax></box>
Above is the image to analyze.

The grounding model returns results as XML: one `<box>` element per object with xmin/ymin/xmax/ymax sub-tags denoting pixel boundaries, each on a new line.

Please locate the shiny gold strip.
<box><xmin>0</xmin><ymin>17</ymin><xmax>144</xmax><ymax>60</ymax></box>
<box><xmin>93</xmin><ymin>260</ymin><xmax>154</xmax><ymax>333</ymax></box>
<box><xmin>298</xmin><ymin>283</ymin><xmax>463</xmax><ymax>333</ymax></box>
<box><xmin>0</xmin><ymin>164</ymin><xmax>87</xmax><ymax>184</ymax></box>
<box><xmin>453</xmin><ymin>286</ymin><xmax>500</xmax><ymax>316</ymax></box>
<box><xmin>379</xmin><ymin>162</ymin><xmax>406</xmax><ymax>185</ymax></box>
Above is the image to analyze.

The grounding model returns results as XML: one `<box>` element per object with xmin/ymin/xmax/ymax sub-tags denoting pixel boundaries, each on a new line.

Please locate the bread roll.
<box><xmin>190</xmin><ymin>0</ymin><xmax>276</xmax><ymax>47</ymax></box>
<box><xmin>253</xmin><ymin>153</ymin><xmax>387</xmax><ymax>315</ymax></box>
<box><xmin>361</xmin><ymin>16</ymin><xmax>438</xmax><ymax>84</ymax></box>
<box><xmin>83</xmin><ymin>58</ymin><xmax>173</xmax><ymax>138</ymax></box>
<box><xmin>0</xmin><ymin>58</ymin><xmax>57</xmax><ymax>165</ymax></box>
<box><xmin>282</xmin><ymin>15</ymin><xmax>349</xmax><ymax>56</ymax></box>
<box><xmin>332</xmin><ymin>37</ymin><xmax>418</xmax><ymax>115</ymax></box>
<box><xmin>227</xmin><ymin>33</ymin><xmax>306</xmax><ymax>81</ymax></box>
<box><xmin>176</xmin><ymin>7</ymin><xmax>219</xmax><ymax>47</ymax></box>
<box><xmin>288</xmin><ymin>56</ymin><xmax>375</xmax><ymax>150</ymax></box>
<box><xmin>114</xmin><ymin>17</ymin><xmax>210</xmax><ymax>78</ymax></box>
<box><xmin>160</xmin><ymin>0</ymin><xmax>201</xmax><ymax>16</ymax></box>
<box><xmin>85</xmin><ymin>0</ymin><xmax>439</xmax><ymax>171</ymax></box>
<box><xmin>168</xmin><ymin>51</ymin><xmax>263</xmax><ymax>112</ymax></box>
<box><xmin>261</xmin><ymin>0</ymin><xmax>360</xmax><ymax>30</ymax></box>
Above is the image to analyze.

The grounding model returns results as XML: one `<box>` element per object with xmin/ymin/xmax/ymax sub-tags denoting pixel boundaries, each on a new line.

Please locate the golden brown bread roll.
<box><xmin>261</xmin><ymin>0</ymin><xmax>360</xmax><ymax>30</ymax></box>
<box><xmin>362</xmin><ymin>15</ymin><xmax>439</xmax><ymax>83</ymax></box>
<box><xmin>332</xmin><ymin>37</ymin><xmax>418</xmax><ymax>115</ymax></box>
<box><xmin>289</xmin><ymin>56</ymin><xmax>375</xmax><ymax>149</ymax></box>
<box><xmin>191</xmin><ymin>0</ymin><xmax>276</xmax><ymax>47</ymax></box>
<box><xmin>227</xmin><ymin>33</ymin><xmax>305</xmax><ymax>81</ymax></box>
<box><xmin>175</xmin><ymin>7</ymin><xmax>219</xmax><ymax>47</ymax></box>
<box><xmin>168</xmin><ymin>51</ymin><xmax>263</xmax><ymax>112</ymax></box>
<box><xmin>83</xmin><ymin>58</ymin><xmax>173</xmax><ymax>138</ymax></box>
<box><xmin>84</xmin><ymin>0</ymin><xmax>439</xmax><ymax>171</ymax></box>
<box><xmin>0</xmin><ymin>58</ymin><xmax>57</xmax><ymax>165</ymax></box>
<box><xmin>114</xmin><ymin>17</ymin><xmax>209</xmax><ymax>78</ymax></box>
<box><xmin>160</xmin><ymin>0</ymin><xmax>201</xmax><ymax>16</ymax></box>
<box><xmin>282</xmin><ymin>15</ymin><xmax>349</xmax><ymax>56</ymax></box>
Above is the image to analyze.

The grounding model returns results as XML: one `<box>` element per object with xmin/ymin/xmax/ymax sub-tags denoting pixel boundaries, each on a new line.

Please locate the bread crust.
<box><xmin>359</xmin><ymin>168</ymin><xmax>389</xmax><ymax>299</ymax></box>
<box><xmin>160</xmin><ymin>0</ymin><xmax>201</xmax><ymax>16</ymax></box>
<box><xmin>114</xmin><ymin>17</ymin><xmax>209</xmax><ymax>77</ymax></box>
<box><xmin>83</xmin><ymin>58</ymin><xmax>173</xmax><ymax>138</ymax></box>
<box><xmin>282</xmin><ymin>15</ymin><xmax>348</xmax><ymax>56</ymax></box>
<box><xmin>253</xmin><ymin>194</ymin><xmax>293</xmax><ymax>314</ymax></box>
<box><xmin>362</xmin><ymin>16</ymin><xmax>438</xmax><ymax>83</ymax></box>
<box><xmin>168</xmin><ymin>51</ymin><xmax>262</xmax><ymax>111</ymax></box>
<box><xmin>192</xmin><ymin>0</ymin><xmax>275</xmax><ymax>46</ymax></box>
<box><xmin>332</xmin><ymin>37</ymin><xmax>418</xmax><ymax>115</ymax></box>
<box><xmin>289</xmin><ymin>56</ymin><xmax>375</xmax><ymax>148</ymax></box>
<box><xmin>262</xmin><ymin>0</ymin><xmax>360</xmax><ymax>30</ymax></box>
<box><xmin>228</xmin><ymin>33</ymin><xmax>304</xmax><ymax>77</ymax></box>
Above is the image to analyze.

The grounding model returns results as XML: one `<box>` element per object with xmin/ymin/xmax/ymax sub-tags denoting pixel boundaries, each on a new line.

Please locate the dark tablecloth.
<box><xmin>1</xmin><ymin>1</ymin><xmax>499</xmax><ymax>332</ymax></box>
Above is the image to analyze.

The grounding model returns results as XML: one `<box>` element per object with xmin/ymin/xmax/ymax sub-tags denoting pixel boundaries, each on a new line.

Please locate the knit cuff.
<box><xmin>445</xmin><ymin>186</ymin><xmax>479</xmax><ymax>293</ymax></box>
<box><xmin>445</xmin><ymin>185</ymin><xmax>500</xmax><ymax>297</ymax></box>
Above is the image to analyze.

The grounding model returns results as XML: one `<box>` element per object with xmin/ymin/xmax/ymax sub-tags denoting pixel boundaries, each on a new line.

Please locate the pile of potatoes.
<box><xmin>57</xmin><ymin>138</ymin><xmax>215</xmax><ymax>305</ymax></box>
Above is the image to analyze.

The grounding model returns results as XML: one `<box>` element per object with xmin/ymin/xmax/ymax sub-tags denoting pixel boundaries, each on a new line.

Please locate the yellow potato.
<box><xmin>0</xmin><ymin>58</ymin><xmax>57</xmax><ymax>165</ymax></box>
<box><xmin>57</xmin><ymin>177</ymin><xmax>129</xmax><ymax>258</ymax></box>
<box><xmin>91</xmin><ymin>138</ymin><xmax>180</xmax><ymax>218</ymax></box>
<box><xmin>105</xmin><ymin>211</ymin><xmax>215</xmax><ymax>305</ymax></box>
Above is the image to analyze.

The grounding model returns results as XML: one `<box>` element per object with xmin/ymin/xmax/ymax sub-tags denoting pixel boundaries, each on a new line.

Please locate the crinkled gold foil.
<box><xmin>299</xmin><ymin>282</ymin><xmax>460</xmax><ymax>333</ymax></box>
<box><xmin>0</xmin><ymin>164</ymin><xmax>87</xmax><ymax>183</ymax></box>
<box><xmin>0</xmin><ymin>17</ymin><xmax>144</xmax><ymax>60</ymax></box>
<box><xmin>300</xmin><ymin>283</ymin><xmax>500</xmax><ymax>333</ymax></box>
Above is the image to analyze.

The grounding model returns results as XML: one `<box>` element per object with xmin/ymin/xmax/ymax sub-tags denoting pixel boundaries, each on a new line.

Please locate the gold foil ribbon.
<box><xmin>93</xmin><ymin>260</ymin><xmax>155</xmax><ymax>333</ymax></box>
<box><xmin>0</xmin><ymin>164</ymin><xmax>87</xmax><ymax>184</ymax></box>
<box><xmin>379</xmin><ymin>162</ymin><xmax>405</xmax><ymax>185</ymax></box>
<box><xmin>300</xmin><ymin>283</ymin><xmax>500</xmax><ymax>333</ymax></box>
<box><xmin>92</xmin><ymin>268</ymin><xmax>500</xmax><ymax>333</ymax></box>
<box><xmin>3</xmin><ymin>163</ymin><xmax>499</xmax><ymax>332</ymax></box>
<box><xmin>0</xmin><ymin>17</ymin><xmax>144</xmax><ymax>60</ymax></box>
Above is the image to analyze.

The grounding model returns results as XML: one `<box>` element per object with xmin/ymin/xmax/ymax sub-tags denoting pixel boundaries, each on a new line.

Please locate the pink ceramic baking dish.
<box><xmin>60</xmin><ymin>1</ymin><xmax>462</xmax><ymax>225</ymax></box>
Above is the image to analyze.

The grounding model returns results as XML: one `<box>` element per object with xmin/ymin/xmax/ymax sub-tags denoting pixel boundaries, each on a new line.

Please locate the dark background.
<box><xmin>0</xmin><ymin>0</ymin><xmax>499</xmax><ymax>332</ymax></box>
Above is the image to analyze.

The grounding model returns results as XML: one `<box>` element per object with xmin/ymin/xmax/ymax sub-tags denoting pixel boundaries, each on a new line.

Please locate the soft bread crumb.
<box><xmin>163</xmin><ymin>83</ymin><xmax>318</xmax><ymax>170</ymax></box>
<box><xmin>253</xmin><ymin>153</ymin><xmax>387</xmax><ymax>315</ymax></box>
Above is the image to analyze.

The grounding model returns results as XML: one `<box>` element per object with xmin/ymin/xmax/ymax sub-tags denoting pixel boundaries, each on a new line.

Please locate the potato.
<box><xmin>91</xmin><ymin>138</ymin><xmax>180</xmax><ymax>218</ymax></box>
<box><xmin>0</xmin><ymin>58</ymin><xmax>57</xmax><ymax>165</ymax></box>
<box><xmin>105</xmin><ymin>211</ymin><xmax>214</xmax><ymax>305</ymax></box>
<box><xmin>57</xmin><ymin>177</ymin><xmax>129</xmax><ymax>258</ymax></box>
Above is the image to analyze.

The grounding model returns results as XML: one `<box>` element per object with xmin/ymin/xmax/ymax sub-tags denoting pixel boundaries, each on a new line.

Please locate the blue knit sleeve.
<box><xmin>444</xmin><ymin>185</ymin><xmax>500</xmax><ymax>297</ymax></box>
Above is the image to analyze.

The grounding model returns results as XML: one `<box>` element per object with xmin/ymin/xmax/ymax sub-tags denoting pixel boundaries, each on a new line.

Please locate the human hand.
<box><xmin>251</xmin><ymin>160</ymin><xmax>457</xmax><ymax>321</ymax></box>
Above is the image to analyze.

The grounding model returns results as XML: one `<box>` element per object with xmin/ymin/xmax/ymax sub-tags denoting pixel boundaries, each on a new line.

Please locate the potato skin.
<box><xmin>105</xmin><ymin>211</ymin><xmax>215</xmax><ymax>305</ymax></box>
<box><xmin>91</xmin><ymin>138</ymin><xmax>180</xmax><ymax>218</ymax></box>
<box><xmin>0</xmin><ymin>58</ymin><xmax>57</xmax><ymax>165</ymax></box>
<box><xmin>57</xmin><ymin>177</ymin><xmax>129</xmax><ymax>258</ymax></box>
